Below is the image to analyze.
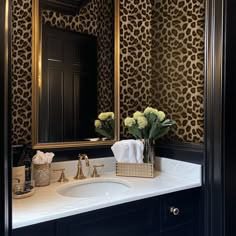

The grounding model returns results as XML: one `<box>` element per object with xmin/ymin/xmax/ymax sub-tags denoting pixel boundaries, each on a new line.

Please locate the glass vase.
<box><xmin>143</xmin><ymin>139</ymin><xmax>155</xmax><ymax>164</ymax></box>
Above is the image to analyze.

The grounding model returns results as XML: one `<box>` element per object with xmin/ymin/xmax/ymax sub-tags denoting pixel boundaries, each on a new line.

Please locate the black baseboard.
<box><xmin>12</xmin><ymin>145</ymin><xmax>114</xmax><ymax>163</ymax></box>
<box><xmin>13</xmin><ymin>141</ymin><xmax>203</xmax><ymax>164</ymax></box>
<box><xmin>156</xmin><ymin>141</ymin><xmax>204</xmax><ymax>165</ymax></box>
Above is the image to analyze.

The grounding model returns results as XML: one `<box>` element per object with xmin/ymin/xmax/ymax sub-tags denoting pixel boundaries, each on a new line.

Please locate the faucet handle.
<box><xmin>91</xmin><ymin>164</ymin><xmax>104</xmax><ymax>178</ymax></box>
<box><xmin>53</xmin><ymin>168</ymin><xmax>69</xmax><ymax>182</ymax></box>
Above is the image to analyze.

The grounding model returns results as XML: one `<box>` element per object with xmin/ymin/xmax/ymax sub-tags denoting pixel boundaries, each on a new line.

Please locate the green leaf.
<box><xmin>148</xmin><ymin>121</ymin><xmax>160</xmax><ymax>139</ymax></box>
<box><xmin>161</xmin><ymin>119</ymin><xmax>176</xmax><ymax>126</ymax></box>
<box><xmin>148</xmin><ymin>113</ymin><xmax>157</xmax><ymax>123</ymax></box>
<box><xmin>95</xmin><ymin>128</ymin><xmax>113</xmax><ymax>139</ymax></box>
<box><xmin>110</xmin><ymin>119</ymin><xmax>115</xmax><ymax>130</ymax></box>
<box><xmin>142</xmin><ymin>127</ymin><xmax>149</xmax><ymax>139</ymax></box>
<box><xmin>128</xmin><ymin>125</ymin><xmax>142</xmax><ymax>139</ymax></box>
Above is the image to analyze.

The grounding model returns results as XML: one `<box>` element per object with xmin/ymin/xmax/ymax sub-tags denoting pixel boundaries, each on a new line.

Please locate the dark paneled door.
<box><xmin>224</xmin><ymin>1</ymin><xmax>236</xmax><ymax>236</ymax></box>
<box><xmin>205</xmin><ymin>0</ymin><xmax>236</xmax><ymax>236</ymax></box>
<box><xmin>39</xmin><ymin>25</ymin><xmax>97</xmax><ymax>142</ymax></box>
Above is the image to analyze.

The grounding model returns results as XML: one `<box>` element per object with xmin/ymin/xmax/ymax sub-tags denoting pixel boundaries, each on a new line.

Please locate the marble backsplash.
<box><xmin>49</xmin><ymin>156</ymin><xmax>202</xmax><ymax>184</ymax></box>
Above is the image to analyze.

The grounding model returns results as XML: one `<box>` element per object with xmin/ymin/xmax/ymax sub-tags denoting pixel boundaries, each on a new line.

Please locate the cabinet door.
<box><xmin>56</xmin><ymin>197</ymin><xmax>160</xmax><ymax>236</ymax></box>
<box><xmin>12</xmin><ymin>221</ymin><xmax>56</xmax><ymax>236</ymax></box>
<box><xmin>160</xmin><ymin>188</ymin><xmax>201</xmax><ymax>236</ymax></box>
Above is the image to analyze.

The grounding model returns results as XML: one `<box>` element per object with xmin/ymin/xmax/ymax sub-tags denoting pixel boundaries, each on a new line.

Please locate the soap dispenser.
<box><xmin>18</xmin><ymin>145</ymin><xmax>32</xmax><ymax>192</ymax></box>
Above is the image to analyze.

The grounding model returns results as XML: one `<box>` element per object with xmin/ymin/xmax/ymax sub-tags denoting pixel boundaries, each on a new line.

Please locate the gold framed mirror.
<box><xmin>32</xmin><ymin>0</ymin><xmax>120</xmax><ymax>149</ymax></box>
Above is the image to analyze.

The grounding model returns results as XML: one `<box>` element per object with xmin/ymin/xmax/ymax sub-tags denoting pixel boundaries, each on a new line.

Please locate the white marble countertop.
<box><xmin>12</xmin><ymin>157</ymin><xmax>202</xmax><ymax>229</ymax></box>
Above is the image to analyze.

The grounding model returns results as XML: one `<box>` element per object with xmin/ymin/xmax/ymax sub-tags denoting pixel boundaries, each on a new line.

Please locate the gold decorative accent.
<box><xmin>116</xmin><ymin>163</ymin><xmax>154</xmax><ymax>178</ymax></box>
<box><xmin>53</xmin><ymin>168</ymin><xmax>69</xmax><ymax>182</ymax></box>
<box><xmin>33</xmin><ymin>163</ymin><xmax>51</xmax><ymax>186</ymax></box>
<box><xmin>32</xmin><ymin>0</ymin><xmax>120</xmax><ymax>149</ymax></box>
<box><xmin>91</xmin><ymin>164</ymin><xmax>104</xmax><ymax>178</ymax></box>
<box><xmin>74</xmin><ymin>154</ymin><xmax>90</xmax><ymax>180</ymax></box>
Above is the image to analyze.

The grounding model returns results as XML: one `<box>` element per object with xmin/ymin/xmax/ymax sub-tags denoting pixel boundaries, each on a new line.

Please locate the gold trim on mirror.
<box><xmin>114</xmin><ymin>0</ymin><xmax>120</xmax><ymax>142</ymax></box>
<box><xmin>32</xmin><ymin>0</ymin><xmax>120</xmax><ymax>149</ymax></box>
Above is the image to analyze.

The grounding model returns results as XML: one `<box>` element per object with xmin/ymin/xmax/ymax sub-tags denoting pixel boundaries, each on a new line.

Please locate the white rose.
<box><xmin>107</xmin><ymin>112</ymin><xmax>114</xmax><ymax>119</ymax></box>
<box><xmin>94</xmin><ymin>119</ymin><xmax>102</xmax><ymax>128</ymax></box>
<box><xmin>133</xmin><ymin>111</ymin><xmax>144</xmax><ymax>119</ymax></box>
<box><xmin>137</xmin><ymin>116</ymin><xmax>148</xmax><ymax>129</ymax></box>
<box><xmin>157</xmin><ymin>111</ymin><xmax>165</xmax><ymax>121</ymax></box>
<box><xmin>98</xmin><ymin>112</ymin><xmax>108</xmax><ymax>121</ymax></box>
<box><xmin>124</xmin><ymin>117</ymin><xmax>136</xmax><ymax>127</ymax></box>
<box><xmin>144</xmin><ymin>107</ymin><xmax>159</xmax><ymax>116</ymax></box>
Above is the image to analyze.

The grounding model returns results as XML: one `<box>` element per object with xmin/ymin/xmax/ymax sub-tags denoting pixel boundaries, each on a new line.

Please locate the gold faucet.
<box><xmin>74</xmin><ymin>154</ymin><xmax>90</xmax><ymax>180</ymax></box>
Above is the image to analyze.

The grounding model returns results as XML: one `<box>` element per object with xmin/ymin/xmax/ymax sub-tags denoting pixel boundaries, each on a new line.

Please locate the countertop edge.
<box><xmin>13</xmin><ymin>176</ymin><xmax>201</xmax><ymax>229</ymax></box>
<box><xmin>14</xmin><ymin>183</ymin><xmax>201</xmax><ymax>229</ymax></box>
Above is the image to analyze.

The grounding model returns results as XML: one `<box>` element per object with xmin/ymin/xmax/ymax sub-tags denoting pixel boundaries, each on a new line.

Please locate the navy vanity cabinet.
<box><xmin>56</xmin><ymin>197</ymin><xmax>160</xmax><ymax>236</ymax></box>
<box><xmin>13</xmin><ymin>221</ymin><xmax>56</xmax><ymax>236</ymax></box>
<box><xmin>12</xmin><ymin>187</ymin><xmax>201</xmax><ymax>236</ymax></box>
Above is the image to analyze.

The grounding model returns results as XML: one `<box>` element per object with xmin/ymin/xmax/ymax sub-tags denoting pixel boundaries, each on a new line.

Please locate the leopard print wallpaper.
<box><xmin>120</xmin><ymin>0</ymin><xmax>205</xmax><ymax>143</ymax></box>
<box><xmin>150</xmin><ymin>0</ymin><xmax>205</xmax><ymax>143</ymax></box>
<box><xmin>12</xmin><ymin>0</ymin><xmax>32</xmax><ymax>144</ymax></box>
<box><xmin>12</xmin><ymin>0</ymin><xmax>205</xmax><ymax>145</ymax></box>
<box><xmin>96</xmin><ymin>1</ymin><xmax>114</xmax><ymax>113</ymax></box>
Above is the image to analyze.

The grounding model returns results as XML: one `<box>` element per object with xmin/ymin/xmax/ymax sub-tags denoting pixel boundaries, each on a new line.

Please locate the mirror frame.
<box><xmin>32</xmin><ymin>0</ymin><xmax>120</xmax><ymax>149</ymax></box>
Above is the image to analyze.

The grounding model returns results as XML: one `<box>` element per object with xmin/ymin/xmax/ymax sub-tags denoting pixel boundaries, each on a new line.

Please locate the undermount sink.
<box><xmin>56</xmin><ymin>178</ymin><xmax>131</xmax><ymax>198</ymax></box>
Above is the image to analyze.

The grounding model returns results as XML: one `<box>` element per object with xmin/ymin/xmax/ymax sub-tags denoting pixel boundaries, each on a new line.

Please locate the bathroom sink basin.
<box><xmin>56</xmin><ymin>179</ymin><xmax>131</xmax><ymax>198</ymax></box>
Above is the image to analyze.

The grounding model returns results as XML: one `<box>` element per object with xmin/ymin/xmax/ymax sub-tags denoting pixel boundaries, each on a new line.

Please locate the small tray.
<box><xmin>13</xmin><ymin>188</ymin><xmax>35</xmax><ymax>199</ymax></box>
<box><xmin>116</xmin><ymin>162</ymin><xmax>154</xmax><ymax>178</ymax></box>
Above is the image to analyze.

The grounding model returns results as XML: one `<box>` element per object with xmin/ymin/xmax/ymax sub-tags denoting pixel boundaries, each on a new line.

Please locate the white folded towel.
<box><xmin>135</xmin><ymin>140</ymin><xmax>144</xmax><ymax>163</ymax></box>
<box><xmin>32</xmin><ymin>150</ymin><xmax>54</xmax><ymax>164</ymax></box>
<box><xmin>111</xmin><ymin>139</ymin><xmax>144</xmax><ymax>163</ymax></box>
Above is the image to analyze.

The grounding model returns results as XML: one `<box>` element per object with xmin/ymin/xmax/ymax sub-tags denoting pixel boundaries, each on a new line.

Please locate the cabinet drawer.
<box><xmin>161</xmin><ymin>188</ymin><xmax>200</xmax><ymax>231</ymax></box>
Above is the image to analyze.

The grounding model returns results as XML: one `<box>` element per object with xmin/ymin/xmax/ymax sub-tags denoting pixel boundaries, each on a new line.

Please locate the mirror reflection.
<box><xmin>32</xmin><ymin>0</ymin><xmax>119</xmax><ymax>148</ymax></box>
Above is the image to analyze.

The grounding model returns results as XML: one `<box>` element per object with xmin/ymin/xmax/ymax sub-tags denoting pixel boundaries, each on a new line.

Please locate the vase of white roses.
<box><xmin>124</xmin><ymin>107</ymin><xmax>176</xmax><ymax>163</ymax></box>
<box><xmin>94</xmin><ymin>112</ymin><xmax>114</xmax><ymax>139</ymax></box>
